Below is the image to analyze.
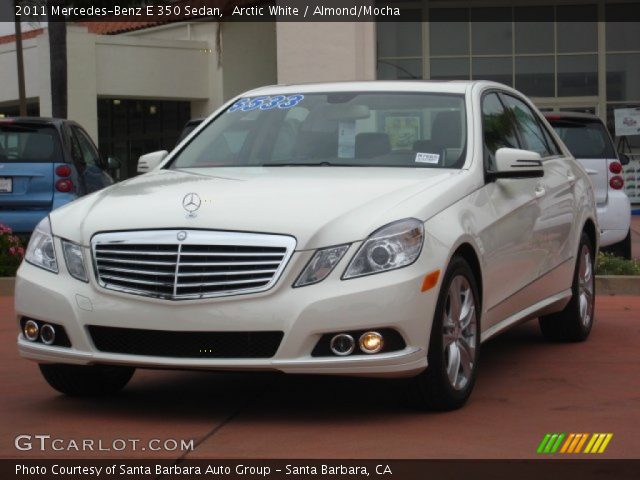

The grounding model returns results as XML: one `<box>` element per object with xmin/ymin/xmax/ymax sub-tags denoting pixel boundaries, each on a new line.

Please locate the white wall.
<box><xmin>222</xmin><ymin>22</ymin><xmax>277</xmax><ymax>101</ymax></box>
<box><xmin>276</xmin><ymin>22</ymin><xmax>376</xmax><ymax>84</ymax></box>
<box><xmin>95</xmin><ymin>35</ymin><xmax>211</xmax><ymax>100</ymax></box>
<box><xmin>0</xmin><ymin>34</ymin><xmax>50</xmax><ymax>113</ymax></box>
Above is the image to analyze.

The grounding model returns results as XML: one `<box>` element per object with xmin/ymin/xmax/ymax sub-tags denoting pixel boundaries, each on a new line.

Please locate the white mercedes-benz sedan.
<box><xmin>15</xmin><ymin>81</ymin><xmax>598</xmax><ymax>410</ymax></box>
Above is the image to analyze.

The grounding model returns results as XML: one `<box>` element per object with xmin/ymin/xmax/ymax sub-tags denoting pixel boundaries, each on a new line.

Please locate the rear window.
<box><xmin>547</xmin><ymin>118</ymin><xmax>616</xmax><ymax>159</ymax></box>
<box><xmin>0</xmin><ymin>124</ymin><xmax>63</xmax><ymax>163</ymax></box>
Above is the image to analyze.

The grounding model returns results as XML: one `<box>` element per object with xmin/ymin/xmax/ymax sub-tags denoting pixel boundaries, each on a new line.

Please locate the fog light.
<box><xmin>359</xmin><ymin>331</ymin><xmax>383</xmax><ymax>354</ymax></box>
<box><xmin>23</xmin><ymin>320</ymin><xmax>39</xmax><ymax>342</ymax></box>
<box><xmin>40</xmin><ymin>324</ymin><xmax>56</xmax><ymax>346</ymax></box>
<box><xmin>329</xmin><ymin>334</ymin><xmax>355</xmax><ymax>356</ymax></box>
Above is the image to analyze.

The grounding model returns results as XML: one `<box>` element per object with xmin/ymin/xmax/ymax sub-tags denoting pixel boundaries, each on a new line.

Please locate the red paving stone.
<box><xmin>0</xmin><ymin>294</ymin><xmax>639</xmax><ymax>460</ymax></box>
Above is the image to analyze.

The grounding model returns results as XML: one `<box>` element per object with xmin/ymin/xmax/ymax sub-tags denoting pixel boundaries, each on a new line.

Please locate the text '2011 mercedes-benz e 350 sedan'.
<box><xmin>15</xmin><ymin>81</ymin><xmax>598</xmax><ymax>410</ymax></box>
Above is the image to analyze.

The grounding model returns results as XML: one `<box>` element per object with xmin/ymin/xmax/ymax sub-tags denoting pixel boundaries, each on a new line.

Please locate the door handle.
<box><xmin>566</xmin><ymin>170</ymin><xmax>577</xmax><ymax>183</ymax></box>
<box><xmin>535</xmin><ymin>185</ymin><xmax>546</xmax><ymax>197</ymax></box>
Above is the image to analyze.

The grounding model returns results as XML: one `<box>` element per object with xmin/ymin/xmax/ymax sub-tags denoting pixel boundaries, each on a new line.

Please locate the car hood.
<box><xmin>50</xmin><ymin>167</ymin><xmax>473</xmax><ymax>250</ymax></box>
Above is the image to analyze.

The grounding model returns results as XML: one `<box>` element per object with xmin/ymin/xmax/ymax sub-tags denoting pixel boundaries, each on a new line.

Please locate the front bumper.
<box><xmin>15</xmin><ymin>236</ymin><xmax>446</xmax><ymax>378</ymax></box>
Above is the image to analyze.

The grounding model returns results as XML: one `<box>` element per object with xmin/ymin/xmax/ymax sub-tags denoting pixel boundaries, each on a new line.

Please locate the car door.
<box><xmin>69</xmin><ymin>125</ymin><xmax>114</xmax><ymax>194</ymax></box>
<box><xmin>478</xmin><ymin>91</ymin><xmax>546</xmax><ymax>328</ymax></box>
<box><xmin>500</xmin><ymin>94</ymin><xmax>576</xmax><ymax>291</ymax></box>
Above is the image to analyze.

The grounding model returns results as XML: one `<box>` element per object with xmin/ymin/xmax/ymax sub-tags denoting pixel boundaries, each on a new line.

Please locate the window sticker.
<box><xmin>228</xmin><ymin>95</ymin><xmax>305</xmax><ymax>113</ymax></box>
<box><xmin>415</xmin><ymin>152</ymin><xmax>440</xmax><ymax>164</ymax></box>
<box><xmin>337</xmin><ymin>121</ymin><xmax>356</xmax><ymax>158</ymax></box>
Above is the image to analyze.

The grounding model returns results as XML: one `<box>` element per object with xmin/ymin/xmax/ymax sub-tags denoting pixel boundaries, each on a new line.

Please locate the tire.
<box><xmin>602</xmin><ymin>229</ymin><xmax>632</xmax><ymax>260</ymax></box>
<box><xmin>409</xmin><ymin>256</ymin><xmax>481</xmax><ymax>410</ymax></box>
<box><xmin>539</xmin><ymin>232</ymin><xmax>595</xmax><ymax>342</ymax></box>
<box><xmin>39</xmin><ymin>364</ymin><xmax>135</xmax><ymax>396</ymax></box>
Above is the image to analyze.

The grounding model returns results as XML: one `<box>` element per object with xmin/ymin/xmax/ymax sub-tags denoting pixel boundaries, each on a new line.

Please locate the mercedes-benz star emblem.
<box><xmin>182</xmin><ymin>192</ymin><xmax>201</xmax><ymax>217</ymax></box>
<box><xmin>177</xmin><ymin>231</ymin><xmax>188</xmax><ymax>241</ymax></box>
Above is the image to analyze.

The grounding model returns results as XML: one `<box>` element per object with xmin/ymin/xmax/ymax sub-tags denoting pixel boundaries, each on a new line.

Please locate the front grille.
<box><xmin>88</xmin><ymin>326</ymin><xmax>283</xmax><ymax>358</ymax></box>
<box><xmin>91</xmin><ymin>230</ymin><xmax>296</xmax><ymax>300</ymax></box>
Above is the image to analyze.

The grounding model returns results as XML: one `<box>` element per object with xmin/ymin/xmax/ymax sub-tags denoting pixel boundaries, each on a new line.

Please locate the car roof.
<box><xmin>242</xmin><ymin>80</ymin><xmax>500</xmax><ymax>97</ymax></box>
<box><xmin>543</xmin><ymin>111</ymin><xmax>603</xmax><ymax>122</ymax></box>
<box><xmin>0</xmin><ymin>117</ymin><xmax>70</xmax><ymax>126</ymax></box>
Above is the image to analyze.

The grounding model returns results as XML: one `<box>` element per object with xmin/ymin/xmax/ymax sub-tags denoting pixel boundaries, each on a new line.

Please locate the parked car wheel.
<box><xmin>602</xmin><ymin>228</ymin><xmax>632</xmax><ymax>260</ymax></box>
<box><xmin>39</xmin><ymin>364</ymin><xmax>135</xmax><ymax>396</ymax></box>
<box><xmin>409</xmin><ymin>256</ymin><xmax>480</xmax><ymax>410</ymax></box>
<box><xmin>539</xmin><ymin>232</ymin><xmax>595</xmax><ymax>342</ymax></box>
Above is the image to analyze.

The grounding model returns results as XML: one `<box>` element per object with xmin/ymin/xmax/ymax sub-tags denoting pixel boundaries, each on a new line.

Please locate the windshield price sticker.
<box><xmin>415</xmin><ymin>152</ymin><xmax>440</xmax><ymax>164</ymax></box>
<box><xmin>229</xmin><ymin>95</ymin><xmax>305</xmax><ymax>113</ymax></box>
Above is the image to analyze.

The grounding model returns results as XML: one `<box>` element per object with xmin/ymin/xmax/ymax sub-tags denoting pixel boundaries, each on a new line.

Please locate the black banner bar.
<box><xmin>5</xmin><ymin>0</ymin><xmax>640</xmax><ymax>23</ymax></box>
<box><xmin>3</xmin><ymin>459</ymin><xmax>640</xmax><ymax>480</ymax></box>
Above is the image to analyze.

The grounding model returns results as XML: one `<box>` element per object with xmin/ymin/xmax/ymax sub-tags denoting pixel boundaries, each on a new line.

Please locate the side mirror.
<box><xmin>107</xmin><ymin>156</ymin><xmax>121</xmax><ymax>170</ymax></box>
<box><xmin>487</xmin><ymin>148</ymin><xmax>544</xmax><ymax>181</ymax></box>
<box><xmin>137</xmin><ymin>150</ymin><xmax>168</xmax><ymax>173</ymax></box>
<box><xmin>619</xmin><ymin>153</ymin><xmax>630</xmax><ymax>166</ymax></box>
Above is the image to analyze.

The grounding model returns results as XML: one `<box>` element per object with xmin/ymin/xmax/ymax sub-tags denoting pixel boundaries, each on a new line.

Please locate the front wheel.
<box><xmin>39</xmin><ymin>364</ymin><xmax>135</xmax><ymax>396</ymax></box>
<box><xmin>409</xmin><ymin>256</ymin><xmax>481</xmax><ymax>410</ymax></box>
<box><xmin>539</xmin><ymin>232</ymin><xmax>595</xmax><ymax>342</ymax></box>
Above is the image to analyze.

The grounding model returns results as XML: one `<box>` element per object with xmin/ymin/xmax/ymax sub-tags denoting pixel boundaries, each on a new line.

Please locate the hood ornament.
<box><xmin>182</xmin><ymin>192</ymin><xmax>201</xmax><ymax>217</ymax></box>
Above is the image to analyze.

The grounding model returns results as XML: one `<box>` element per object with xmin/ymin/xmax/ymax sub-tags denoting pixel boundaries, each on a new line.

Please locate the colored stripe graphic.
<box><xmin>538</xmin><ymin>433</ymin><xmax>612</xmax><ymax>454</ymax></box>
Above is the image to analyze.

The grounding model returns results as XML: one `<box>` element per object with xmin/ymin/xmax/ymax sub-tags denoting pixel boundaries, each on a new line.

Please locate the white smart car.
<box><xmin>16</xmin><ymin>81</ymin><xmax>598</xmax><ymax>410</ymax></box>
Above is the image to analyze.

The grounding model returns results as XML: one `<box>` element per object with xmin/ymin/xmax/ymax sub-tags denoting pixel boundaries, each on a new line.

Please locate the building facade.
<box><xmin>0</xmin><ymin>0</ymin><xmax>638</xmax><ymax>200</ymax></box>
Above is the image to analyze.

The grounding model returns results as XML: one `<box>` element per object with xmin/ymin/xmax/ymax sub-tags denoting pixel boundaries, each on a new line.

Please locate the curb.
<box><xmin>596</xmin><ymin>275</ymin><xmax>640</xmax><ymax>296</ymax></box>
<box><xmin>2</xmin><ymin>275</ymin><xmax>639</xmax><ymax>297</ymax></box>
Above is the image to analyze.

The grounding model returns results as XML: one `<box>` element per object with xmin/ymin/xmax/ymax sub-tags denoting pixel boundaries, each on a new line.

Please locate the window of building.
<box><xmin>377</xmin><ymin>2</ymin><xmax>605</xmax><ymax>100</ymax></box>
<box><xmin>515</xmin><ymin>56</ymin><xmax>555</xmax><ymax>98</ymax></box>
<box><xmin>558</xmin><ymin>55</ymin><xmax>598</xmax><ymax>97</ymax></box>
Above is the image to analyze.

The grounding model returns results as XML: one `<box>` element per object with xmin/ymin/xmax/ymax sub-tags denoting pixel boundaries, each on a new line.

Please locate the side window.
<box><xmin>482</xmin><ymin>92</ymin><xmax>518</xmax><ymax>170</ymax></box>
<box><xmin>501</xmin><ymin>95</ymin><xmax>553</xmax><ymax>157</ymax></box>
<box><xmin>71</xmin><ymin>127</ymin><xmax>100</xmax><ymax>167</ymax></box>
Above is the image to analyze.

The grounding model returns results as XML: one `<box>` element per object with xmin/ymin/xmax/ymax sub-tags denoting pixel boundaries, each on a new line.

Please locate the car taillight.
<box><xmin>609</xmin><ymin>176</ymin><xmax>624</xmax><ymax>190</ymax></box>
<box><xmin>55</xmin><ymin>165</ymin><xmax>72</xmax><ymax>177</ymax></box>
<box><xmin>609</xmin><ymin>162</ymin><xmax>622</xmax><ymax>174</ymax></box>
<box><xmin>55</xmin><ymin>179</ymin><xmax>74</xmax><ymax>192</ymax></box>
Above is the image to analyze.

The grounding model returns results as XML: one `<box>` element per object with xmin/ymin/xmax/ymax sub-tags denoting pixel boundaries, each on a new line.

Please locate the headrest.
<box><xmin>355</xmin><ymin>132</ymin><xmax>390</xmax><ymax>158</ymax></box>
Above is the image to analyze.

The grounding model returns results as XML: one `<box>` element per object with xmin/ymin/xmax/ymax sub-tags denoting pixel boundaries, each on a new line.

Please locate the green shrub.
<box><xmin>0</xmin><ymin>224</ymin><xmax>25</xmax><ymax>277</ymax></box>
<box><xmin>596</xmin><ymin>252</ymin><xmax>640</xmax><ymax>276</ymax></box>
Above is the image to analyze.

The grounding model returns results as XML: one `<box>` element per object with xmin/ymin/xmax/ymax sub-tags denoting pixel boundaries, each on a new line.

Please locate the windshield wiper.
<box><xmin>263</xmin><ymin>162</ymin><xmax>357</xmax><ymax>167</ymax></box>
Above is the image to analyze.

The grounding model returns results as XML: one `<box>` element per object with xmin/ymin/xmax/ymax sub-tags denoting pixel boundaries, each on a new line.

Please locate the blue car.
<box><xmin>0</xmin><ymin>117</ymin><xmax>117</xmax><ymax>235</ymax></box>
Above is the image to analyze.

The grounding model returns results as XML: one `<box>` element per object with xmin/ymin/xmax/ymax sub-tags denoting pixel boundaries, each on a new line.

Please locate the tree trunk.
<box><xmin>14</xmin><ymin>0</ymin><xmax>27</xmax><ymax>116</ymax></box>
<box><xmin>47</xmin><ymin>0</ymin><xmax>67</xmax><ymax>119</ymax></box>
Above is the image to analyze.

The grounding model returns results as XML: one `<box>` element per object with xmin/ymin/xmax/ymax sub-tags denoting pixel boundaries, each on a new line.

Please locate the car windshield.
<box><xmin>548</xmin><ymin>118</ymin><xmax>616</xmax><ymax>159</ymax></box>
<box><xmin>169</xmin><ymin>92</ymin><xmax>467</xmax><ymax>169</ymax></box>
<box><xmin>0</xmin><ymin>123</ymin><xmax>63</xmax><ymax>163</ymax></box>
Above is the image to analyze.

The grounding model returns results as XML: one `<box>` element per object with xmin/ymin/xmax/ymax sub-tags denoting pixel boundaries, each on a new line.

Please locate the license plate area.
<box><xmin>0</xmin><ymin>177</ymin><xmax>12</xmax><ymax>193</ymax></box>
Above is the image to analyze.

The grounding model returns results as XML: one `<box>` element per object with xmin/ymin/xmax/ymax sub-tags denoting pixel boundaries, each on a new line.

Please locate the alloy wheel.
<box><xmin>578</xmin><ymin>244</ymin><xmax>594</xmax><ymax>328</ymax></box>
<box><xmin>442</xmin><ymin>275</ymin><xmax>477</xmax><ymax>390</ymax></box>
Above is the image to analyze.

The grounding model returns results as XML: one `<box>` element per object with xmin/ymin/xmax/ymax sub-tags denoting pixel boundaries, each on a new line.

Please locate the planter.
<box><xmin>0</xmin><ymin>277</ymin><xmax>14</xmax><ymax>296</ymax></box>
<box><xmin>596</xmin><ymin>275</ymin><xmax>640</xmax><ymax>296</ymax></box>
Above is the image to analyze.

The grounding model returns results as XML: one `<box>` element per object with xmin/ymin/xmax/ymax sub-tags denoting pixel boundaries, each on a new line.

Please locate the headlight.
<box><xmin>62</xmin><ymin>240</ymin><xmax>88</xmax><ymax>282</ymax></box>
<box><xmin>343</xmin><ymin>218</ymin><xmax>424</xmax><ymax>279</ymax></box>
<box><xmin>293</xmin><ymin>244</ymin><xmax>350</xmax><ymax>287</ymax></box>
<box><xmin>25</xmin><ymin>217</ymin><xmax>58</xmax><ymax>273</ymax></box>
